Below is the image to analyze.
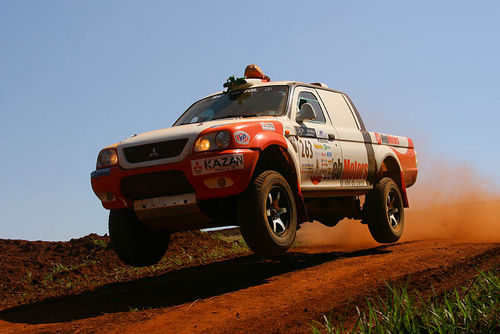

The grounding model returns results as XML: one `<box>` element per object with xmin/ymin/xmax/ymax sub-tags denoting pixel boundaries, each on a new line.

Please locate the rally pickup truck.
<box><xmin>91</xmin><ymin>66</ymin><xmax>418</xmax><ymax>266</ymax></box>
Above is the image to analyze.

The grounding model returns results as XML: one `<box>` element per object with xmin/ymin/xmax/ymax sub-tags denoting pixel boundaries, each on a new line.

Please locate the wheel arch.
<box><xmin>376</xmin><ymin>154</ymin><xmax>409</xmax><ymax>208</ymax></box>
<box><xmin>252</xmin><ymin>144</ymin><xmax>309</xmax><ymax>222</ymax></box>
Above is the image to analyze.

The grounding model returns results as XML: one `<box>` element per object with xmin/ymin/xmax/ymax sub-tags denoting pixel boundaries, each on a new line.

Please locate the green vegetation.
<box><xmin>312</xmin><ymin>269</ymin><xmax>499</xmax><ymax>334</ymax></box>
<box><xmin>92</xmin><ymin>238</ymin><xmax>108</xmax><ymax>248</ymax></box>
<box><xmin>231</xmin><ymin>238</ymin><xmax>248</xmax><ymax>253</ymax></box>
<box><xmin>210</xmin><ymin>230</ymin><xmax>244</xmax><ymax>243</ymax></box>
<box><xmin>51</xmin><ymin>262</ymin><xmax>70</xmax><ymax>274</ymax></box>
<box><xmin>128</xmin><ymin>305</ymin><xmax>152</xmax><ymax>312</ymax></box>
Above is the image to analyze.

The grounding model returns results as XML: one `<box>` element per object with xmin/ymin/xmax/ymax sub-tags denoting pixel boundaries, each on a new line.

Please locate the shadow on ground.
<box><xmin>0</xmin><ymin>245</ymin><xmax>393</xmax><ymax>324</ymax></box>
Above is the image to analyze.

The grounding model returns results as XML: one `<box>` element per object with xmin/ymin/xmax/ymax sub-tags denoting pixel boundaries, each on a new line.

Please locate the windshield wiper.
<box><xmin>211</xmin><ymin>114</ymin><xmax>261</xmax><ymax>121</ymax></box>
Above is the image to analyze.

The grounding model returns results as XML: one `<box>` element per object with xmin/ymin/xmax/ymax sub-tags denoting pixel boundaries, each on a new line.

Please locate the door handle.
<box><xmin>328</xmin><ymin>134</ymin><xmax>336</xmax><ymax>140</ymax></box>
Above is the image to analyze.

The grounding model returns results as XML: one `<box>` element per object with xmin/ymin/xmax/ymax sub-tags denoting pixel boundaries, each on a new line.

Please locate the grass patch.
<box><xmin>231</xmin><ymin>238</ymin><xmax>248</xmax><ymax>253</ymax></box>
<box><xmin>293</xmin><ymin>240</ymin><xmax>304</xmax><ymax>248</ymax></box>
<box><xmin>51</xmin><ymin>263</ymin><xmax>70</xmax><ymax>274</ymax></box>
<box><xmin>92</xmin><ymin>238</ymin><xmax>108</xmax><ymax>248</ymax></box>
<box><xmin>210</xmin><ymin>230</ymin><xmax>244</xmax><ymax>243</ymax></box>
<box><xmin>312</xmin><ymin>268</ymin><xmax>499</xmax><ymax>333</ymax></box>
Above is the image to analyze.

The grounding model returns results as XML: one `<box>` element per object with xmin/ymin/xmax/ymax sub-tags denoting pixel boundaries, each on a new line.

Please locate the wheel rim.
<box><xmin>266</xmin><ymin>185</ymin><xmax>291</xmax><ymax>237</ymax></box>
<box><xmin>386</xmin><ymin>189</ymin><xmax>401</xmax><ymax>229</ymax></box>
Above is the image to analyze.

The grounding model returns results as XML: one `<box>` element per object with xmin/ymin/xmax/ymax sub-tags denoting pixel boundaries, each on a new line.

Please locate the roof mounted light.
<box><xmin>310</xmin><ymin>82</ymin><xmax>328</xmax><ymax>88</ymax></box>
<box><xmin>244</xmin><ymin>64</ymin><xmax>270</xmax><ymax>81</ymax></box>
<box><xmin>223</xmin><ymin>64</ymin><xmax>271</xmax><ymax>91</ymax></box>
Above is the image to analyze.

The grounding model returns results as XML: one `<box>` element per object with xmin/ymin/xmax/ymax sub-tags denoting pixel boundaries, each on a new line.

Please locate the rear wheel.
<box><xmin>363</xmin><ymin>177</ymin><xmax>404</xmax><ymax>243</ymax></box>
<box><xmin>238</xmin><ymin>170</ymin><xmax>297</xmax><ymax>257</ymax></box>
<box><xmin>109</xmin><ymin>209</ymin><xmax>170</xmax><ymax>267</ymax></box>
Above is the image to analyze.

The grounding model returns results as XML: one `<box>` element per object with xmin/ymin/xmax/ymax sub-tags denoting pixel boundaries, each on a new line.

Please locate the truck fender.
<box><xmin>374</xmin><ymin>146</ymin><xmax>409</xmax><ymax>208</ymax></box>
<box><xmin>251</xmin><ymin>133</ymin><xmax>309</xmax><ymax>223</ymax></box>
<box><xmin>250</xmin><ymin>130</ymin><xmax>288</xmax><ymax>151</ymax></box>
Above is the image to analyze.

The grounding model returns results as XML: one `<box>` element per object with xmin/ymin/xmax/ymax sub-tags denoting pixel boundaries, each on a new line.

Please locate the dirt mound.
<box><xmin>0</xmin><ymin>230</ymin><xmax>248</xmax><ymax>311</ymax></box>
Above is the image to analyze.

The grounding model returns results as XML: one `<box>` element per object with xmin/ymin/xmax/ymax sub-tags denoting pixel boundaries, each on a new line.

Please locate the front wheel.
<box><xmin>109</xmin><ymin>209</ymin><xmax>170</xmax><ymax>267</ymax></box>
<box><xmin>363</xmin><ymin>177</ymin><xmax>405</xmax><ymax>243</ymax></box>
<box><xmin>238</xmin><ymin>170</ymin><xmax>297</xmax><ymax>257</ymax></box>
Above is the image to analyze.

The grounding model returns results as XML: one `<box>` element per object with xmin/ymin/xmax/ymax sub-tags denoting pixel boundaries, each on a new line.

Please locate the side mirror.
<box><xmin>296</xmin><ymin>103</ymin><xmax>316</xmax><ymax>123</ymax></box>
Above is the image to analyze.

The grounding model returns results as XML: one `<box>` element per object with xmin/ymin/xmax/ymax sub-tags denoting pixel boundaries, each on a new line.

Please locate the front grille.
<box><xmin>121</xmin><ymin>170</ymin><xmax>195</xmax><ymax>200</ymax></box>
<box><xmin>123</xmin><ymin>138</ymin><xmax>188</xmax><ymax>163</ymax></box>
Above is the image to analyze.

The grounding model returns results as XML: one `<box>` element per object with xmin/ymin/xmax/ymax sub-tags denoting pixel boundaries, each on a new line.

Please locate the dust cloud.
<box><xmin>297</xmin><ymin>157</ymin><xmax>500</xmax><ymax>249</ymax></box>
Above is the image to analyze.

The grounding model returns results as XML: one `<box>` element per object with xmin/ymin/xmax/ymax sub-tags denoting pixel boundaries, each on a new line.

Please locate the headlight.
<box><xmin>96</xmin><ymin>149</ymin><xmax>118</xmax><ymax>169</ymax></box>
<box><xmin>194</xmin><ymin>131</ymin><xmax>231</xmax><ymax>152</ymax></box>
<box><xmin>215</xmin><ymin>131</ymin><xmax>231</xmax><ymax>147</ymax></box>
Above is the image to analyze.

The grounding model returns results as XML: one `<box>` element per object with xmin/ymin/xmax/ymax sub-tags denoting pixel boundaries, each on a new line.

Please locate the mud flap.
<box><xmin>400</xmin><ymin>171</ymin><xmax>409</xmax><ymax>208</ymax></box>
<box><xmin>295</xmin><ymin>191</ymin><xmax>309</xmax><ymax>227</ymax></box>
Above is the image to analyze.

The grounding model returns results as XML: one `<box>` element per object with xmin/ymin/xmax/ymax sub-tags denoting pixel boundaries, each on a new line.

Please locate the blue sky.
<box><xmin>1</xmin><ymin>1</ymin><xmax>499</xmax><ymax>240</ymax></box>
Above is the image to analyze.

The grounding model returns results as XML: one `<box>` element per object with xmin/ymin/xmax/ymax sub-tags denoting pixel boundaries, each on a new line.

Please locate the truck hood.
<box><xmin>116</xmin><ymin>118</ymin><xmax>271</xmax><ymax>169</ymax></box>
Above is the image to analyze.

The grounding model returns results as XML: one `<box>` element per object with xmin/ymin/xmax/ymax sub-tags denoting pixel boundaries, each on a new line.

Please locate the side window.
<box><xmin>316</xmin><ymin>90</ymin><xmax>359</xmax><ymax>129</ymax></box>
<box><xmin>297</xmin><ymin>91</ymin><xmax>326</xmax><ymax>124</ymax></box>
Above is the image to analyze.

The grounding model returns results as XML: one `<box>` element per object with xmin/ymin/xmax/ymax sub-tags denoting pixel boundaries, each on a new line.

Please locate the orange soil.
<box><xmin>0</xmin><ymin>240</ymin><xmax>498</xmax><ymax>333</ymax></box>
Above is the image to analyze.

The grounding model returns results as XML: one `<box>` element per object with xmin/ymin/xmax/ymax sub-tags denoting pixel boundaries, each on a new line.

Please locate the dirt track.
<box><xmin>0</xmin><ymin>240</ymin><xmax>498</xmax><ymax>334</ymax></box>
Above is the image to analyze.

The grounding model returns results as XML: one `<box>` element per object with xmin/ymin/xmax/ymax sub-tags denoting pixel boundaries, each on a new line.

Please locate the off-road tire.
<box><xmin>109</xmin><ymin>209</ymin><xmax>170</xmax><ymax>267</ymax></box>
<box><xmin>238</xmin><ymin>170</ymin><xmax>297</xmax><ymax>257</ymax></box>
<box><xmin>364</xmin><ymin>177</ymin><xmax>404</xmax><ymax>243</ymax></box>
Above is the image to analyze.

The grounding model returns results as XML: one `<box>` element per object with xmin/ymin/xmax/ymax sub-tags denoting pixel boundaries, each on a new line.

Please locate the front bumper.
<box><xmin>90</xmin><ymin>148</ymin><xmax>260</xmax><ymax>210</ymax></box>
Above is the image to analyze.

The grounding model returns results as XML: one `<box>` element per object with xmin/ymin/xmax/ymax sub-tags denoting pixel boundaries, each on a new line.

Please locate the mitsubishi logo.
<box><xmin>148</xmin><ymin>147</ymin><xmax>160</xmax><ymax>159</ymax></box>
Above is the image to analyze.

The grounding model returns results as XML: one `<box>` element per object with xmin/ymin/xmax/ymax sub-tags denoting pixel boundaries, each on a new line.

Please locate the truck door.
<box><xmin>291</xmin><ymin>87</ymin><xmax>342</xmax><ymax>190</ymax></box>
<box><xmin>315</xmin><ymin>89</ymin><xmax>371</xmax><ymax>187</ymax></box>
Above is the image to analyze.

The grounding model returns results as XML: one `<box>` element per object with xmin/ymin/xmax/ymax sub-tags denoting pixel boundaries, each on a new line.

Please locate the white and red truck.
<box><xmin>91</xmin><ymin>66</ymin><xmax>418</xmax><ymax>266</ymax></box>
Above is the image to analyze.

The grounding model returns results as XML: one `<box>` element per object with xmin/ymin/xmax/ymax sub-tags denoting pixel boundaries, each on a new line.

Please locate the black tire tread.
<box><xmin>238</xmin><ymin>170</ymin><xmax>296</xmax><ymax>257</ymax></box>
<box><xmin>109</xmin><ymin>209</ymin><xmax>169</xmax><ymax>267</ymax></box>
<box><xmin>364</xmin><ymin>177</ymin><xmax>404</xmax><ymax>243</ymax></box>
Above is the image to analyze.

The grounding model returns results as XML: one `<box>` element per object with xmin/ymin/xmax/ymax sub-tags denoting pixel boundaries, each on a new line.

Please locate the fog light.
<box><xmin>217</xmin><ymin>178</ymin><xmax>226</xmax><ymax>187</ymax></box>
<box><xmin>203</xmin><ymin>177</ymin><xmax>234</xmax><ymax>189</ymax></box>
<box><xmin>97</xmin><ymin>192</ymin><xmax>116</xmax><ymax>202</ymax></box>
<box><xmin>196</xmin><ymin>139</ymin><xmax>210</xmax><ymax>151</ymax></box>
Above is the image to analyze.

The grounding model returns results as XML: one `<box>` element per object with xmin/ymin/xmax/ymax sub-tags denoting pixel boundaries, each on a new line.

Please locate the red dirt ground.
<box><xmin>0</xmin><ymin>236</ymin><xmax>498</xmax><ymax>333</ymax></box>
<box><xmin>0</xmin><ymin>230</ymin><xmax>249</xmax><ymax>312</ymax></box>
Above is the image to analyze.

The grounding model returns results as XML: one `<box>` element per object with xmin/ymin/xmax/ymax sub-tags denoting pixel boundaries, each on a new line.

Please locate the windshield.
<box><xmin>174</xmin><ymin>85</ymin><xmax>289</xmax><ymax>126</ymax></box>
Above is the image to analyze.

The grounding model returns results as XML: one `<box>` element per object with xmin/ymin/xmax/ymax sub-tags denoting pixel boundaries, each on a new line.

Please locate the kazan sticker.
<box><xmin>234</xmin><ymin>131</ymin><xmax>250</xmax><ymax>145</ymax></box>
<box><xmin>191</xmin><ymin>154</ymin><xmax>244</xmax><ymax>176</ymax></box>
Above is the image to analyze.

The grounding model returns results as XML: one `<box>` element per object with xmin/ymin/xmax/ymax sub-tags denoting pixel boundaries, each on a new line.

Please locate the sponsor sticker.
<box><xmin>191</xmin><ymin>154</ymin><xmax>244</xmax><ymax>176</ymax></box>
<box><xmin>91</xmin><ymin>168</ymin><xmax>111</xmax><ymax>179</ymax></box>
<box><xmin>234</xmin><ymin>131</ymin><xmax>250</xmax><ymax>145</ymax></box>
<box><xmin>317</xmin><ymin>130</ymin><xmax>328</xmax><ymax>139</ymax></box>
<box><xmin>375</xmin><ymin>133</ymin><xmax>400</xmax><ymax>145</ymax></box>
<box><xmin>310</xmin><ymin>175</ymin><xmax>323</xmax><ymax>185</ymax></box>
<box><xmin>331</xmin><ymin>158</ymin><xmax>369</xmax><ymax>180</ymax></box>
<box><xmin>340</xmin><ymin>179</ymin><xmax>367</xmax><ymax>187</ymax></box>
<box><xmin>260</xmin><ymin>122</ymin><xmax>276</xmax><ymax>131</ymax></box>
<box><xmin>295</xmin><ymin>126</ymin><xmax>317</xmax><ymax>138</ymax></box>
